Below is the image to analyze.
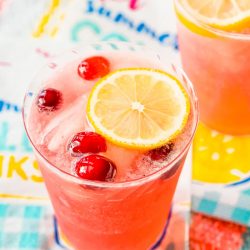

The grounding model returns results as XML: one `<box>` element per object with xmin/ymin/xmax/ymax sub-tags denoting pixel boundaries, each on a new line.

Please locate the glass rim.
<box><xmin>174</xmin><ymin>0</ymin><xmax>250</xmax><ymax>41</ymax></box>
<box><xmin>22</xmin><ymin>46</ymin><xmax>199</xmax><ymax>189</ymax></box>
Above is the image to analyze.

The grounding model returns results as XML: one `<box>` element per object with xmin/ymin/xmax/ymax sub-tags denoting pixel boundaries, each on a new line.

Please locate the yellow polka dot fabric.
<box><xmin>192</xmin><ymin>123</ymin><xmax>250</xmax><ymax>184</ymax></box>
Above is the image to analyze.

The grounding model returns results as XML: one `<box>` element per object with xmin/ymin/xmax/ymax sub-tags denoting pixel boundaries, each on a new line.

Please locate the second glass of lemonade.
<box><xmin>175</xmin><ymin>0</ymin><xmax>250</xmax><ymax>135</ymax></box>
<box><xmin>23</xmin><ymin>42</ymin><xmax>198</xmax><ymax>250</ymax></box>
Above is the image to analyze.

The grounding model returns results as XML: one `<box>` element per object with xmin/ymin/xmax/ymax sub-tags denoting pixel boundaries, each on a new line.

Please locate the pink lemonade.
<box><xmin>175</xmin><ymin>1</ymin><xmax>250</xmax><ymax>135</ymax></box>
<box><xmin>23</xmin><ymin>43</ymin><xmax>198</xmax><ymax>250</ymax></box>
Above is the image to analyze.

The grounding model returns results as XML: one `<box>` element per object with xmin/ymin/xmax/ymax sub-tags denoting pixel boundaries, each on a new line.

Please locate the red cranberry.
<box><xmin>74</xmin><ymin>155</ymin><xmax>117</xmax><ymax>181</ymax></box>
<box><xmin>37</xmin><ymin>88</ymin><xmax>62</xmax><ymax>111</ymax></box>
<box><xmin>68</xmin><ymin>132</ymin><xmax>107</xmax><ymax>156</ymax></box>
<box><xmin>148</xmin><ymin>142</ymin><xmax>174</xmax><ymax>161</ymax></box>
<box><xmin>78</xmin><ymin>56</ymin><xmax>110</xmax><ymax>80</ymax></box>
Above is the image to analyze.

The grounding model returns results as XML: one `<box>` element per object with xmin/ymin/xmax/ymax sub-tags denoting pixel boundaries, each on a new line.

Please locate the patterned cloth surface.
<box><xmin>1</xmin><ymin>203</ymin><xmax>250</xmax><ymax>250</ymax></box>
<box><xmin>0</xmin><ymin>204</ymin><xmax>53</xmax><ymax>250</ymax></box>
<box><xmin>192</xmin><ymin>188</ymin><xmax>250</xmax><ymax>226</ymax></box>
<box><xmin>0</xmin><ymin>203</ymin><xmax>189</xmax><ymax>250</ymax></box>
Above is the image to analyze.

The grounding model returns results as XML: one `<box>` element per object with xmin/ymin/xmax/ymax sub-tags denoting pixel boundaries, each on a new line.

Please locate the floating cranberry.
<box><xmin>74</xmin><ymin>155</ymin><xmax>116</xmax><ymax>181</ymax></box>
<box><xmin>148</xmin><ymin>142</ymin><xmax>174</xmax><ymax>161</ymax></box>
<box><xmin>37</xmin><ymin>88</ymin><xmax>62</xmax><ymax>111</ymax></box>
<box><xmin>68</xmin><ymin>132</ymin><xmax>107</xmax><ymax>156</ymax></box>
<box><xmin>78</xmin><ymin>56</ymin><xmax>110</xmax><ymax>80</ymax></box>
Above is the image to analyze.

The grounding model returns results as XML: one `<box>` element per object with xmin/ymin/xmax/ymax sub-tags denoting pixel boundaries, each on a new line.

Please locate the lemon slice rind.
<box><xmin>177</xmin><ymin>0</ymin><xmax>250</xmax><ymax>34</ymax></box>
<box><xmin>87</xmin><ymin>68</ymin><xmax>190</xmax><ymax>150</ymax></box>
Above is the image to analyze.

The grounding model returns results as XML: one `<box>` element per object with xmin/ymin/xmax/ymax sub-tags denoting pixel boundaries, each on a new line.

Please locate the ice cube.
<box><xmin>39</xmin><ymin>94</ymin><xmax>91</xmax><ymax>151</ymax></box>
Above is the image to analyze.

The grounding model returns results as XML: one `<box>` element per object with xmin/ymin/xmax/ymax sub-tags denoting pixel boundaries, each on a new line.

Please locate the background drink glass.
<box><xmin>23</xmin><ymin>43</ymin><xmax>198</xmax><ymax>250</ymax></box>
<box><xmin>175</xmin><ymin>0</ymin><xmax>250</xmax><ymax>135</ymax></box>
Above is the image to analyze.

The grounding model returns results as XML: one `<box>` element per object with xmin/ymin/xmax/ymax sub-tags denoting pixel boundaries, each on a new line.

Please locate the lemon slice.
<box><xmin>177</xmin><ymin>0</ymin><xmax>250</xmax><ymax>33</ymax></box>
<box><xmin>87</xmin><ymin>68</ymin><xmax>190</xmax><ymax>150</ymax></box>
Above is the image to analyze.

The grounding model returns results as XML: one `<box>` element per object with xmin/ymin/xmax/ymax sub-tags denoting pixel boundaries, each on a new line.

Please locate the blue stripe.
<box><xmin>226</xmin><ymin>176</ymin><xmax>250</xmax><ymax>187</ymax></box>
<box><xmin>150</xmin><ymin>208</ymin><xmax>172</xmax><ymax>250</ymax></box>
<box><xmin>53</xmin><ymin>217</ymin><xmax>67</xmax><ymax>249</ymax></box>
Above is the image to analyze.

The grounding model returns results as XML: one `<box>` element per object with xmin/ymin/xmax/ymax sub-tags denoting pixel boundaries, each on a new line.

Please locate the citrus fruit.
<box><xmin>176</xmin><ymin>0</ymin><xmax>250</xmax><ymax>34</ymax></box>
<box><xmin>87</xmin><ymin>68</ymin><xmax>190</xmax><ymax>150</ymax></box>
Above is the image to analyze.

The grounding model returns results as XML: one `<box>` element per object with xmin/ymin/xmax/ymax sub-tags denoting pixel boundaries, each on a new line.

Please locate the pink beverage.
<box><xmin>175</xmin><ymin>0</ymin><xmax>250</xmax><ymax>135</ymax></box>
<box><xmin>23</xmin><ymin>43</ymin><xmax>198</xmax><ymax>250</ymax></box>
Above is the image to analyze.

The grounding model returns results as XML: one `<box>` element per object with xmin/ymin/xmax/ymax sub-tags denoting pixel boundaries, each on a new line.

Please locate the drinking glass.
<box><xmin>23</xmin><ymin>42</ymin><xmax>198</xmax><ymax>250</ymax></box>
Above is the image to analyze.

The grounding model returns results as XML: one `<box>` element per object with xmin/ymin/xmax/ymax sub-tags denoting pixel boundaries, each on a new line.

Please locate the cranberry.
<box><xmin>74</xmin><ymin>155</ymin><xmax>117</xmax><ymax>181</ymax></box>
<box><xmin>148</xmin><ymin>142</ymin><xmax>174</xmax><ymax>161</ymax></box>
<box><xmin>37</xmin><ymin>88</ymin><xmax>62</xmax><ymax>111</ymax></box>
<box><xmin>68</xmin><ymin>132</ymin><xmax>107</xmax><ymax>156</ymax></box>
<box><xmin>78</xmin><ymin>56</ymin><xmax>110</xmax><ymax>80</ymax></box>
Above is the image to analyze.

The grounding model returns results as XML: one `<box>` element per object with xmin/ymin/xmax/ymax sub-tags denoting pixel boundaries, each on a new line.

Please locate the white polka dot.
<box><xmin>223</xmin><ymin>136</ymin><xmax>233</xmax><ymax>143</ymax></box>
<box><xmin>226</xmin><ymin>148</ymin><xmax>235</xmax><ymax>154</ymax></box>
<box><xmin>212</xmin><ymin>152</ymin><xmax>220</xmax><ymax>160</ymax></box>
<box><xmin>211</xmin><ymin>131</ymin><xmax>219</xmax><ymax>138</ymax></box>
<box><xmin>198</xmin><ymin>146</ymin><xmax>208</xmax><ymax>151</ymax></box>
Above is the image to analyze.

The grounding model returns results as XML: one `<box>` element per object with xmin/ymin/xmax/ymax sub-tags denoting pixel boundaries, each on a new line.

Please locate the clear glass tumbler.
<box><xmin>175</xmin><ymin>0</ymin><xmax>250</xmax><ymax>135</ymax></box>
<box><xmin>23</xmin><ymin>42</ymin><xmax>198</xmax><ymax>250</ymax></box>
